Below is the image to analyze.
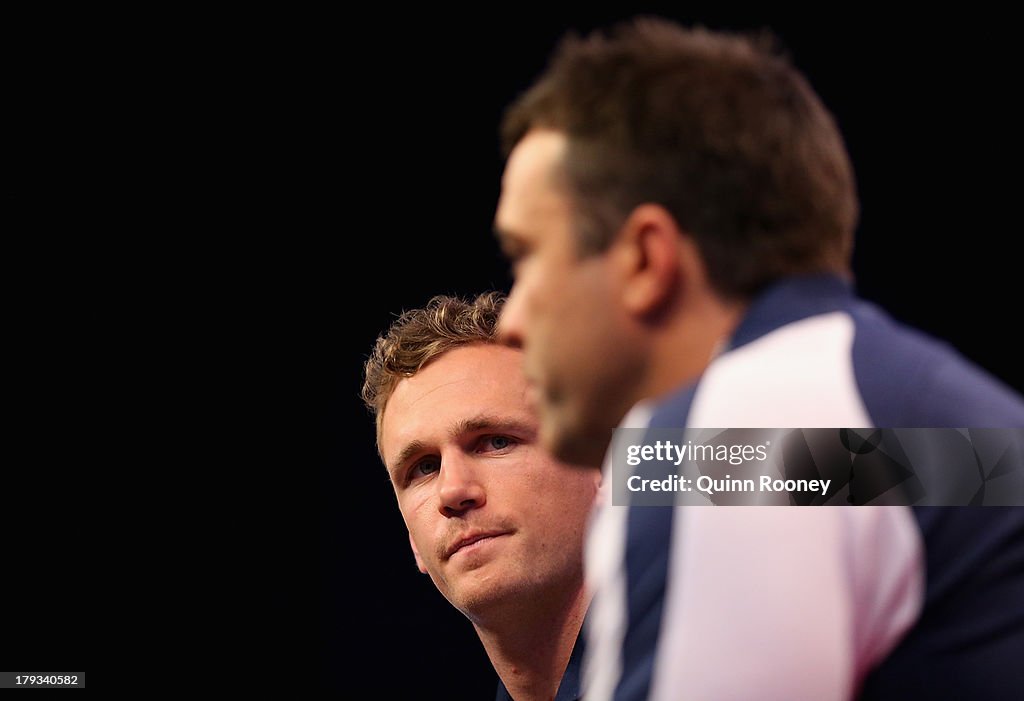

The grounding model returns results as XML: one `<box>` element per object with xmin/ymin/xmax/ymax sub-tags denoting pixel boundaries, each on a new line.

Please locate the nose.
<box><xmin>497</xmin><ymin>286</ymin><xmax>525</xmax><ymax>349</ymax></box>
<box><xmin>437</xmin><ymin>453</ymin><xmax>486</xmax><ymax>517</ymax></box>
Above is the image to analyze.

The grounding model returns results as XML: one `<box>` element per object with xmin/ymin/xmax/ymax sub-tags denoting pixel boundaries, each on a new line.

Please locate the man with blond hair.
<box><xmin>362</xmin><ymin>292</ymin><xmax>598</xmax><ymax>701</ymax></box>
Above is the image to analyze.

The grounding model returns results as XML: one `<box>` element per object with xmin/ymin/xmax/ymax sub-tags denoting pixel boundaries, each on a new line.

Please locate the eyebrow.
<box><xmin>387</xmin><ymin>413</ymin><xmax>537</xmax><ymax>478</ymax></box>
<box><xmin>454</xmin><ymin>414</ymin><xmax>536</xmax><ymax>441</ymax></box>
<box><xmin>388</xmin><ymin>439</ymin><xmax>430</xmax><ymax>479</ymax></box>
<box><xmin>493</xmin><ymin>226</ymin><xmax>527</xmax><ymax>257</ymax></box>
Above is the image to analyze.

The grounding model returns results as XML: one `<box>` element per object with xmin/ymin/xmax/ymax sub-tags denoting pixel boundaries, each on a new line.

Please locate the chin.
<box><xmin>542</xmin><ymin>416</ymin><xmax>609</xmax><ymax>468</ymax></box>
<box><xmin>451</xmin><ymin>581</ymin><xmax>529</xmax><ymax>622</ymax></box>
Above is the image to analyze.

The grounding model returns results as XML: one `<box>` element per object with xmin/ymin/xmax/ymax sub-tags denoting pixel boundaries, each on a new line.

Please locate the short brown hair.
<box><xmin>362</xmin><ymin>292</ymin><xmax>505</xmax><ymax>446</ymax></box>
<box><xmin>501</xmin><ymin>18</ymin><xmax>858</xmax><ymax>300</ymax></box>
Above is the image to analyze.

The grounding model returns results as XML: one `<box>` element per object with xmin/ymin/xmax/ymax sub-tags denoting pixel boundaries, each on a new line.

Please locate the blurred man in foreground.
<box><xmin>495</xmin><ymin>18</ymin><xmax>1024</xmax><ymax>700</ymax></box>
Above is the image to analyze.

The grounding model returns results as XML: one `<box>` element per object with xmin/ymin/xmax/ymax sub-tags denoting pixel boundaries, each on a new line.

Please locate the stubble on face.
<box><xmin>380</xmin><ymin>345</ymin><xmax>598</xmax><ymax>619</ymax></box>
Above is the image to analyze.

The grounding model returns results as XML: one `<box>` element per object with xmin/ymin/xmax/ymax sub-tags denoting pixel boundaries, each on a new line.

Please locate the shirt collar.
<box><xmin>727</xmin><ymin>273</ymin><xmax>855</xmax><ymax>352</ymax></box>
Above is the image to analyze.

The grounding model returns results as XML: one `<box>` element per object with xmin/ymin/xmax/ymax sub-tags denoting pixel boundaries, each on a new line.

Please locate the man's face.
<box><xmin>380</xmin><ymin>344</ymin><xmax>600</xmax><ymax>619</ymax></box>
<box><xmin>495</xmin><ymin>129</ymin><xmax>642</xmax><ymax>466</ymax></box>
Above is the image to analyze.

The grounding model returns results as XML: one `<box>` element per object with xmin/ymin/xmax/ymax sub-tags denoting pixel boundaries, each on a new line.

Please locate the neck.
<box><xmin>641</xmin><ymin>289</ymin><xmax>746</xmax><ymax>402</ymax></box>
<box><xmin>472</xmin><ymin>582</ymin><xmax>588</xmax><ymax>701</ymax></box>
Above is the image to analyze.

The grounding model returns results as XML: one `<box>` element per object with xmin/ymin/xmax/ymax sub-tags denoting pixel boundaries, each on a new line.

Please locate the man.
<box><xmin>362</xmin><ymin>292</ymin><xmax>599</xmax><ymax>701</ymax></box>
<box><xmin>493</xmin><ymin>18</ymin><xmax>1024</xmax><ymax>700</ymax></box>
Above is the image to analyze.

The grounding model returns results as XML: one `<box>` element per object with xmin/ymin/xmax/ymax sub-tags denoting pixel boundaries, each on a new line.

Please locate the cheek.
<box><xmin>519</xmin><ymin>265</ymin><xmax>551</xmax><ymax>312</ymax></box>
<box><xmin>568</xmin><ymin>283</ymin><xmax>619</xmax><ymax>357</ymax></box>
<box><xmin>532</xmin><ymin>474</ymin><xmax>598</xmax><ymax>519</ymax></box>
<box><xmin>399</xmin><ymin>494</ymin><xmax>435</xmax><ymax>548</ymax></box>
<box><xmin>524</xmin><ymin>254</ymin><xmax>568</xmax><ymax>302</ymax></box>
<box><xmin>529</xmin><ymin>491</ymin><xmax>593</xmax><ymax>567</ymax></box>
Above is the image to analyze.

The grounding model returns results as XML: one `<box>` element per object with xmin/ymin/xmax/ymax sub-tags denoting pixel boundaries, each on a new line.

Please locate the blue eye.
<box><xmin>411</xmin><ymin>457</ymin><xmax>440</xmax><ymax>478</ymax></box>
<box><xmin>482</xmin><ymin>435</ymin><xmax>516</xmax><ymax>452</ymax></box>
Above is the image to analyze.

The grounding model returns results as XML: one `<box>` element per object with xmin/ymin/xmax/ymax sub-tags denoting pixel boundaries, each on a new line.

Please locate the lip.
<box><xmin>445</xmin><ymin>531</ymin><xmax>512</xmax><ymax>559</ymax></box>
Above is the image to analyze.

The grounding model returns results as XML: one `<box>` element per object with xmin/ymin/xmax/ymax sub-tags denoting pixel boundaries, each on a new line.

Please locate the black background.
<box><xmin>8</xmin><ymin>5</ymin><xmax>1021</xmax><ymax>696</ymax></box>
<box><xmin>251</xmin><ymin>7</ymin><xmax>1022</xmax><ymax>697</ymax></box>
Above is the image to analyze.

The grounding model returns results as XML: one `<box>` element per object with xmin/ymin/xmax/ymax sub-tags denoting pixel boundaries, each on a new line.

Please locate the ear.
<box><xmin>408</xmin><ymin>532</ymin><xmax>428</xmax><ymax>574</ymax></box>
<box><xmin>614</xmin><ymin>203</ymin><xmax>684</xmax><ymax>316</ymax></box>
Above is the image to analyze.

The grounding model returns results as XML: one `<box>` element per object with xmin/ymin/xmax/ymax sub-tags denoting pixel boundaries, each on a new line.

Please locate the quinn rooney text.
<box><xmin>627</xmin><ymin>474</ymin><xmax>832</xmax><ymax>496</ymax></box>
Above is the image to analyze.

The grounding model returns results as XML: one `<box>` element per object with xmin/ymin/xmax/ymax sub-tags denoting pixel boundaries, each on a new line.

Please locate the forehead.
<box><xmin>496</xmin><ymin>129</ymin><xmax>570</xmax><ymax>234</ymax></box>
<box><xmin>379</xmin><ymin>344</ymin><xmax>534</xmax><ymax>463</ymax></box>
